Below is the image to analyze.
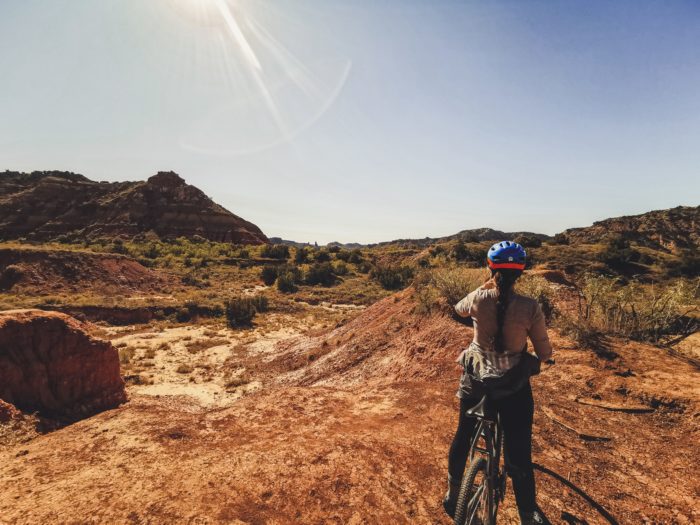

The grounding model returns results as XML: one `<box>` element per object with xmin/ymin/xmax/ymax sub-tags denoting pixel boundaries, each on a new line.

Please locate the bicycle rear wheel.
<box><xmin>453</xmin><ymin>456</ymin><xmax>491</xmax><ymax>525</ymax></box>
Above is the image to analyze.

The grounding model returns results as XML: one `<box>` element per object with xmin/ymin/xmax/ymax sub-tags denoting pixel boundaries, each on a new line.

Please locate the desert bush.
<box><xmin>328</xmin><ymin>245</ymin><xmax>341</xmax><ymax>253</ymax></box>
<box><xmin>356</xmin><ymin>261</ymin><xmax>372</xmax><ymax>274</ymax></box>
<box><xmin>661</xmin><ymin>249</ymin><xmax>700</xmax><ymax>278</ymax></box>
<box><xmin>225</xmin><ymin>295</ymin><xmax>267</xmax><ymax>327</ymax></box>
<box><xmin>370</xmin><ymin>264</ymin><xmax>414</xmax><ymax>290</ymax></box>
<box><xmin>335</xmin><ymin>250</ymin><xmax>350</xmax><ymax>262</ymax></box>
<box><xmin>176</xmin><ymin>364</ymin><xmax>193</xmax><ymax>374</ymax></box>
<box><xmin>551</xmin><ymin>233</ymin><xmax>569</xmax><ymax>245</ymax></box>
<box><xmin>414</xmin><ymin>267</ymin><xmax>487</xmax><ymax>313</ymax></box>
<box><xmin>333</xmin><ymin>261</ymin><xmax>349</xmax><ymax>276</ymax></box>
<box><xmin>260</xmin><ymin>244</ymin><xmax>290</xmax><ymax>259</ymax></box>
<box><xmin>260</xmin><ymin>265</ymin><xmax>278</xmax><ymax>286</ymax></box>
<box><xmin>571</xmin><ymin>274</ymin><xmax>698</xmax><ymax>345</ymax></box>
<box><xmin>118</xmin><ymin>346</ymin><xmax>135</xmax><ymax>365</ymax></box>
<box><xmin>294</xmin><ymin>247</ymin><xmax>310</xmax><ymax>264</ymax></box>
<box><xmin>314</xmin><ymin>250</ymin><xmax>331</xmax><ymax>262</ymax></box>
<box><xmin>305</xmin><ymin>262</ymin><xmax>336</xmax><ymax>286</ymax></box>
<box><xmin>144</xmin><ymin>243</ymin><xmax>161</xmax><ymax>259</ymax></box>
<box><xmin>348</xmin><ymin>249</ymin><xmax>364</xmax><ymax>264</ymax></box>
<box><xmin>516</xmin><ymin>275</ymin><xmax>557</xmax><ymax>322</ymax></box>
<box><xmin>598</xmin><ymin>236</ymin><xmax>641</xmax><ymax>271</ymax></box>
<box><xmin>513</xmin><ymin>235</ymin><xmax>543</xmax><ymax>248</ymax></box>
<box><xmin>451</xmin><ymin>241</ymin><xmax>483</xmax><ymax>262</ymax></box>
<box><xmin>277</xmin><ymin>272</ymin><xmax>297</xmax><ymax>293</ymax></box>
<box><xmin>0</xmin><ymin>265</ymin><xmax>24</xmax><ymax>291</ymax></box>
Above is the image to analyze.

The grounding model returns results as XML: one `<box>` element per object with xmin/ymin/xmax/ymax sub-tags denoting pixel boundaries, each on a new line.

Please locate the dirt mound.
<box><xmin>0</xmin><ymin>170</ymin><xmax>268</xmax><ymax>244</ymax></box>
<box><xmin>0</xmin><ymin>309</ymin><xmax>127</xmax><ymax>419</ymax></box>
<box><xmin>0</xmin><ymin>247</ymin><xmax>171</xmax><ymax>294</ymax></box>
<box><xmin>273</xmin><ymin>288</ymin><xmax>472</xmax><ymax>387</ymax></box>
<box><xmin>529</xmin><ymin>269</ymin><xmax>575</xmax><ymax>287</ymax></box>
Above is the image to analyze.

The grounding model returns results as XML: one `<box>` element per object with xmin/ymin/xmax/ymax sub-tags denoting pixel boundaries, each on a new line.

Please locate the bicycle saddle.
<box><xmin>464</xmin><ymin>395</ymin><xmax>497</xmax><ymax>421</ymax></box>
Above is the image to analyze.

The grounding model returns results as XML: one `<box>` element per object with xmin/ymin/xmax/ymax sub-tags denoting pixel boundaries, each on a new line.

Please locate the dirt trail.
<box><xmin>1</xmin><ymin>292</ymin><xmax>698</xmax><ymax>524</ymax></box>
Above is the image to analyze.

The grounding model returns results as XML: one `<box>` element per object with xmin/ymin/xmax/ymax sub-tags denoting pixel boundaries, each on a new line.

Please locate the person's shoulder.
<box><xmin>512</xmin><ymin>293</ymin><xmax>540</xmax><ymax>312</ymax></box>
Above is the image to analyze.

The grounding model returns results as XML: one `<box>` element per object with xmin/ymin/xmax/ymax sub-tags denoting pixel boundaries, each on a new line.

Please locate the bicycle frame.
<box><xmin>466</xmin><ymin>414</ymin><xmax>506</xmax><ymax>522</ymax></box>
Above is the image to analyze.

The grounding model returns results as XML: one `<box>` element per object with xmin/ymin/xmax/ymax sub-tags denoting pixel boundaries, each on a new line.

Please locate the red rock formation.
<box><xmin>0</xmin><ymin>310</ymin><xmax>127</xmax><ymax>419</ymax></box>
<box><xmin>0</xmin><ymin>399</ymin><xmax>21</xmax><ymax>423</ymax></box>
<box><xmin>0</xmin><ymin>170</ymin><xmax>268</xmax><ymax>244</ymax></box>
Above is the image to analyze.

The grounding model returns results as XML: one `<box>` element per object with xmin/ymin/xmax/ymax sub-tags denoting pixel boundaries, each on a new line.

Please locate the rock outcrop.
<box><xmin>0</xmin><ymin>170</ymin><xmax>268</xmax><ymax>244</ymax></box>
<box><xmin>0</xmin><ymin>310</ymin><xmax>127</xmax><ymax>419</ymax></box>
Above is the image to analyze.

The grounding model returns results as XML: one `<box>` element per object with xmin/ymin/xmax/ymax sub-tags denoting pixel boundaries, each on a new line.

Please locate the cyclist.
<box><xmin>443</xmin><ymin>241</ymin><xmax>552</xmax><ymax>525</ymax></box>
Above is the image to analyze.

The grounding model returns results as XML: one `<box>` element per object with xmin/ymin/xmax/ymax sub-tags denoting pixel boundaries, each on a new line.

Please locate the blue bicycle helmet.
<box><xmin>487</xmin><ymin>240</ymin><xmax>526</xmax><ymax>270</ymax></box>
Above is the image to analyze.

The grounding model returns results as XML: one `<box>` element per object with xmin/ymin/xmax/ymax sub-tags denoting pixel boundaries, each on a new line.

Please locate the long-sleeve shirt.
<box><xmin>455</xmin><ymin>280</ymin><xmax>553</xmax><ymax>362</ymax></box>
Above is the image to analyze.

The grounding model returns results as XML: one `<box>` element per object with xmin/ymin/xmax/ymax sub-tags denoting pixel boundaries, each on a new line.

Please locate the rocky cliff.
<box><xmin>0</xmin><ymin>309</ymin><xmax>127</xmax><ymax>419</ymax></box>
<box><xmin>0</xmin><ymin>170</ymin><xmax>268</xmax><ymax>244</ymax></box>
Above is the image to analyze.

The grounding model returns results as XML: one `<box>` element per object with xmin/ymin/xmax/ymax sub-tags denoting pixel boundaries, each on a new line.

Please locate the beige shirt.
<box><xmin>455</xmin><ymin>280</ymin><xmax>553</xmax><ymax>362</ymax></box>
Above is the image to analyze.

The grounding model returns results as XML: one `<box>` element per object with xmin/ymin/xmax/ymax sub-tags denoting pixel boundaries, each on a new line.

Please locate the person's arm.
<box><xmin>529</xmin><ymin>303</ymin><xmax>553</xmax><ymax>361</ymax></box>
<box><xmin>454</xmin><ymin>290</ymin><xmax>476</xmax><ymax>318</ymax></box>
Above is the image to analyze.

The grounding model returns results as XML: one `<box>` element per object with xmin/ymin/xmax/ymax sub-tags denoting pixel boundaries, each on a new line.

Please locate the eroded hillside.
<box><xmin>1</xmin><ymin>283</ymin><xmax>697</xmax><ymax>524</ymax></box>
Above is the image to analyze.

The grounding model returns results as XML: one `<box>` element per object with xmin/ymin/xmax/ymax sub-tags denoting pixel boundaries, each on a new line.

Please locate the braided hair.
<box><xmin>492</xmin><ymin>268</ymin><xmax>522</xmax><ymax>353</ymax></box>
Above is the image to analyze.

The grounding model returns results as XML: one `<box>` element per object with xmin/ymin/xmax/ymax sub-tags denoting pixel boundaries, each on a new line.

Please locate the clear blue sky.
<box><xmin>1</xmin><ymin>1</ymin><xmax>699</xmax><ymax>243</ymax></box>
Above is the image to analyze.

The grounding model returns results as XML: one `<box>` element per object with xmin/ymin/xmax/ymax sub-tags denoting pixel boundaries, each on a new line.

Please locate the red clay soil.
<box><xmin>0</xmin><ymin>291</ymin><xmax>698</xmax><ymax>524</ymax></box>
<box><xmin>0</xmin><ymin>248</ymin><xmax>172</xmax><ymax>295</ymax></box>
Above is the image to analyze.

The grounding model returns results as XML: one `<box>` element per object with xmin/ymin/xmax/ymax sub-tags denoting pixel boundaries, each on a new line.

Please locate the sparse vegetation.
<box><xmin>305</xmin><ymin>262</ymin><xmax>337</xmax><ymax>286</ymax></box>
<box><xmin>414</xmin><ymin>266</ymin><xmax>486</xmax><ymax>313</ymax></box>
<box><xmin>563</xmin><ymin>274</ymin><xmax>699</xmax><ymax>346</ymax></box>
<box><xmin>224</xmin><ymin>295</ymin><xmax>269</xmax><ymax>328</ymax></box>
<box><xmin>370</xmin><ymin>264</ymin><xmax>414</xmax><ymax>290</ymax></box>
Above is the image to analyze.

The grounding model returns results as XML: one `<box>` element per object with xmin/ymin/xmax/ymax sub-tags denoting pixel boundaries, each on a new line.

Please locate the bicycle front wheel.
<box><xmin>453</xmin><ymin>456</ymin><xmax>492</xmax><ymax>525</ymax></box>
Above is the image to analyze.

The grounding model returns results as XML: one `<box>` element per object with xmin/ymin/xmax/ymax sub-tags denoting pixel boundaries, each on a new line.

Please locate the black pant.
<box><xmin>447</xmin><ymin>383</ymin><xmax>537</xmax><ymax>513</ymax></box>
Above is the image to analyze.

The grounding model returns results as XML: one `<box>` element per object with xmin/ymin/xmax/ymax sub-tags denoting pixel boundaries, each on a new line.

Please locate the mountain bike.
<box><xmin>453</xmin><ymin>359</ymin><xmax>554</xmax><ymax>525</ymax></box>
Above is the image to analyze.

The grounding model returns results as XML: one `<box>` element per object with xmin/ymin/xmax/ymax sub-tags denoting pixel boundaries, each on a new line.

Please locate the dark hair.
<box><xmin>492</xmin><ymin>268</ymin><xmax>522</xmax><ymax>353</ymax></box>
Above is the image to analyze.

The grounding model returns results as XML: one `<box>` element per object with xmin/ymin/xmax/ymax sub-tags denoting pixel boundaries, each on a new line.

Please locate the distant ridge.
<box><xmin>563</xmin><ymin>205</ymin><xmax>699</xmax><ymax>250</ymax></box>
<box><xmin>0</xmin><ymin>171</ymin><xmax>268</xmax><ymax>244</ymax></box>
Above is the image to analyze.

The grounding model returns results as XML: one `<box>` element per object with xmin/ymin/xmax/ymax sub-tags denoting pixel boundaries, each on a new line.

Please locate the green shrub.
<box><xmin>370</xmin><ymin>264</ymin><xmax>414</xmax><ymax>290</ymax></box>
<box><xmin>260</xmin><ymin>244</ymin><xmax>290</xmax><ymax>259</ymax></box>
<box><xmin>661</xmin><ymin>250</ymin><xmax>700</xmax><ymax>278</ymax></box>
<box><xmin>414</xmin><ymin>267</ymin><xmax>487</xmax><ymax>313</ymax></box>
<box><xmin>333</xmin><ymin>261</ymin><xmax>349</xmax><ymax>276</ymax></box>
<box><xmin>225</xmin><ymin>295</ymin><xmax>268</xmax><ymax>327</ymax></box>
<box><xmin>335</xmin><ymin>250</ymin><xmax>350</xmax><ymax>262</ymax></box>
<box><xmin>314</xmin><ymin>250</ymin><xmax>331</xmax><ymax>262</ymax></box>
<box><xmin>261</xmin><ymin>265</ymin><xmax>278</xmax><ymax>286</ymax></box>
<box><xmin>356</xmin><ymin>261</ymin><xmax>372</xmax><ymax>274</ymax></box>
<box><xmin>305</xmin><ymin>262</ymin><xmax>336</xmax><ymax>286</ymax></box>
<box><xmin>348</xmin><ymin>249</ymin><xmax>364</xmax><ymax>264</ymax></box>
<box><xmin>568</xmin><ymin>274</ymin><xmax>698</xmax><ymax>345</ymax></box>
<box><xmin>295</xmin><ymin>247</ymin><xmax>310</xmax><ymax>264</ymax></box>
<box><xmin>277</xmin><ymin>272</ymin><xmax>298</xmax><ymax>293</ymax></box>
<box><xmin>451</xmin><ymin>241</ymin><xmax>482</xmax><ymax>262</ymax></box>
<box><xmin>513</xmin><ymin>235</ymin><xmax>543</xmax><ymax>248</ymax></box>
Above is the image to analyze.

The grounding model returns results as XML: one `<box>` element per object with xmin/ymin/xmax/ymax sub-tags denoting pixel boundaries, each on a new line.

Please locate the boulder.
<box><xmin>0</xmin><ymin>310</ymin><xmax>127</xmax><ymax>419</ymax></box>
